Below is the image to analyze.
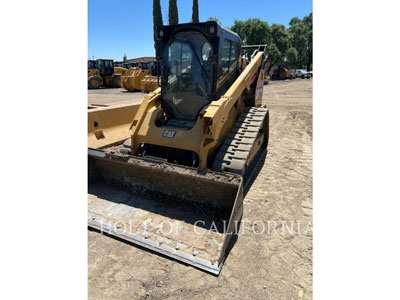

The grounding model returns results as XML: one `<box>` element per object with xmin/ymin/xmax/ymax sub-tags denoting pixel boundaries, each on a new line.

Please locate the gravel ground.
<box><xmin>88</xmin><ymin>78</ymin><xmax>313</xmax><ymax>300</ymax></box>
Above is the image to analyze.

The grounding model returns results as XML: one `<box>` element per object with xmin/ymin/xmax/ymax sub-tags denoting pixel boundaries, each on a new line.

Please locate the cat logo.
<box><xmin>162</xmin><ymin>129</ymin><xmax>176</xmax><ymax>138</ymax></box>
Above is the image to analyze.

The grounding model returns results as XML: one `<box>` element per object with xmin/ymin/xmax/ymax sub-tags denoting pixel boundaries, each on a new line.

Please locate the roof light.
<box><xmin>206</xmin><ymin>22</ymin><xmax>217</xmax><ymax>36</ymax></box>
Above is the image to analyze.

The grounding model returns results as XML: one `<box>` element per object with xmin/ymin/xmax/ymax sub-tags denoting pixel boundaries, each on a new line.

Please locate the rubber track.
<box><xmin>212</xmin><ymin>107</ymin><xmax>268</xmax><ymax>175</ymax></box>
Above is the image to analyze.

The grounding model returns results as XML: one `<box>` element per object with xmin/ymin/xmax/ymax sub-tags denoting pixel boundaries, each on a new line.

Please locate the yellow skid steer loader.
<box><xmin>88</xmin><ymin>21</ymin><xmax>269</xmax><ymax>275</ymax></box>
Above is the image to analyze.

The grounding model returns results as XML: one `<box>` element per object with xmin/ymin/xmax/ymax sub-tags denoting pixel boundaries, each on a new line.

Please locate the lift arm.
<box><xmin>203</xmin><ymin>46</ymin><xmax>267</xmax><ymax>141</ymax></box>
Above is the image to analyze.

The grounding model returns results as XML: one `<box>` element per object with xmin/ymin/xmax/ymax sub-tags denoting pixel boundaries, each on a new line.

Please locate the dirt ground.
<box><xmin>88</xmin><ymin>78</ymin><xmax>313</xmax><ymax>300</ymax></box>
<box><xmin>88</xmin><ymin>88</ymin><xmax>148</xmax><ymax>106</ymax></box>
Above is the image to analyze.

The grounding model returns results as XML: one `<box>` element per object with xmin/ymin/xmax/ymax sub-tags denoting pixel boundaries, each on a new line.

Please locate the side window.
<box><xmin>201</xmin><ymin>42</ymin><xmax>212</xmax><ymax>61</ymax></box>
<box><xmin>221</xmin><ymin>39</ymin><xmax>230</xmax><ymax>74</ymax></box>
<box><xmin>229</xmin><ymin>42</ymin><xmax>238</xmax><ymax>71</ymax></box>
<box><xmin>221</xmin><ymin>40</ymin><xmax>239</xmax><ymax>75</ymax></box>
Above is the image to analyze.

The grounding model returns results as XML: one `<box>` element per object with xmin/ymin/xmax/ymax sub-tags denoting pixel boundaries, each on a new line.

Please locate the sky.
<box><xmin>88</xmin><ymin>0</ymin><xmax>312</xmax><ymax>61</ymax></box>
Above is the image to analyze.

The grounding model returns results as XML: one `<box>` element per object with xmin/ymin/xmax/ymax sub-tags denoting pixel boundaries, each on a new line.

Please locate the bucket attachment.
<box><xmin>88</xmin><ymin>148</ymin><xmax>243</xmax><ymax>275</ymax></box>
<box><xmin>140</xmin><ymin>75</ymin><xmax>158</xmax><ymax>93</ymax></box>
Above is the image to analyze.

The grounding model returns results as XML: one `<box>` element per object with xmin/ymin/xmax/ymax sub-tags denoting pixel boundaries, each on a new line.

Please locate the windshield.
<box><xmin>162</xmin><ymin>31</ymin><xmax>212</xmax><ymax>121</ymax></box>
<box><xmin>104</xmin><ymin>60</ymin><xmax>113</xmax><ymax>69</ymax></box>
<box><xmin>88</xmin><ymin>61</ymin><xmax>97</xmax><ymax>70</ymax></box>
<box><xmin>98</xmin><ymin>60</ymin><xmax>114</xmax><ymax>75</ymax></box>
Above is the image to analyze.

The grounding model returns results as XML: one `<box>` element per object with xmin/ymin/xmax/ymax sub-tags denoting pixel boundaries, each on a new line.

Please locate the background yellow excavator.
<box><xmin>88</xmin><ymin>59</ymin><xmax>127</xmax><ymax>89</ymax></box>
<box><xmin>88</xmin><ymin>21</ymin><xmax>269</xmax><ymax>275</ymax></box>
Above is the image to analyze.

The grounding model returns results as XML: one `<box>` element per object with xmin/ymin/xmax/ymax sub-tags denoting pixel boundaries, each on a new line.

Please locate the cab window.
<box><xmin>221</xmin><ymin>40</ymin><xmax>230</xmax><ymax>74</ymax></box>
<box><xmin>217</xmin><ymin>39</ymin><xmax>240</xmax><ymax>98</ymax></box>
<box><xmin>202</xmin><ymin>42</ymin><xmax>212</xmax><ymax>61</ymax></box>
<box><xmin>230</xmin><ymin>42</ymin><xmax>239</xmax><ymax>71</ymax></box>
<box><xmin>220</xmin><ymin>39</ymin><xmax>239</xmax><ymax>76</ymax></box>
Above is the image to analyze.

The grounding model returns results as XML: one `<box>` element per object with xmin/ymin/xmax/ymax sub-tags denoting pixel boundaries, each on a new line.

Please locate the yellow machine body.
<box><xmin>88</xmin><ymin>60</ymin><xmax>127</xmax><ymax>89</ymax></box>
<box><xmin>140</xmin><ymin>75</ymin><xmax>158</xmax><ymax>93</ymax></box>
<box><xmin>88</xmin><ymin>22</ymin><xmax>269</xmax><ymax>274</ymax></box>
<box><xmin>129</xmin><ymin>51</ymin><xmax>265</xmax><ymax>169</ymax></box>
<box><xmin>121</xmin><ymin>67</ymin><xmax>157</xmax><ymax>92</ymax></box>
<box><xmin>113</xmin><ymin>67</ymin><xmax>128</xmax><ymax>87</ymax></box>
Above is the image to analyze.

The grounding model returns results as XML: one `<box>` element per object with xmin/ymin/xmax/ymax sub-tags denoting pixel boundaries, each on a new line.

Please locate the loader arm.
<box><xmin>128</xmin><ymin>88</ymin><xmax>161</xmax><ymax>154</ymax></box>
<box><xmin>203</xmin><ymin>51</ymin><xmax>265</xmax><ymax>141</ymax></box>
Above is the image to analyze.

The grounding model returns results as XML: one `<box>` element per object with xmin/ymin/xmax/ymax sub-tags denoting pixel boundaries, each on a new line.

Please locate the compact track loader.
<box><xmin>88</xmin><ymin>21</ymin><xmax>269</xmax><ymax>274</ymax></box>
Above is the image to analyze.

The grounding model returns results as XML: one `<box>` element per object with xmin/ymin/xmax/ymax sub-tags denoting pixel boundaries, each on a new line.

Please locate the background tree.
<box><xmin>229</xmin><ymin>13</ymin><xmax>313</xmax><ymax>72</ymax></box>
<box><xmin>303</xmin><ymin>13</ymin><xmax>312</xmax><ymax>30</ymax></box>
<box><xmin>270</xmin><ymin>24</ymin><xmax>289</xmax><ymax>55</ymax></box>
<box><xmin>303</xmin><ymin>13</ymin><xmax>313</xmax><ymax>70</ymax></box>
<box><xmin>231</xmin><ymin>19</ymin><xmax>274</xmax><ymax>66</ymax></box>
<box><xmin>265</xmin><ymin>43</ymin><xmax>282</xmax><ymax>74</ymax></box>
<box><xmin>286</xmin><ymin>47</ymin><xmax>298</xmax><ymax>67</ymax></box>
<box><xmin>266</xmin><ymin>23</ymin><xmax>289</xmax><ymax>73</ymax></box>
<box><xmin>288</xmin><ymin>14</ymin><xmax>312</xmax><ymax>69</ymax></box>
<box><xmin>231</xmin><ymin>18</ymin><xmax>271</xmax><ymax>46</ymax></box>
<box><xmin>288</xmin><ymin>13</ymin><xmax>312</xmax><ymax>69</ymax></box>
<box><xmin>123</xmin><ymin>53</ymin><xmax>127</xmax><ymax>62</ymax></box>
<box><xmin>289</xmin><ymin>17</ymin><xmax>301</xmax><ymax>26</ymax></box>
<box><xmin>152</xmin><ymin>0</ymin><xmax>163</xmax><ymax>57</ymax></box>
<box><xmin>191</xmin><ymin>0</ymin><xmax>199</xmax><ymax>23</ymax></box>
<box><xmin>168</xmin><ymin>0</ymin><xmax>179</xmax><ymax>25</ymax></box>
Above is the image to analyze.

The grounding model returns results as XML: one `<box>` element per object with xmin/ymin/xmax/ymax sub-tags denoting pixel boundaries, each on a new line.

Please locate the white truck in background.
<box><xmin>295</xmin><ymin>69</ymin><xmax>311</xmax><ymax>79</ymax></box>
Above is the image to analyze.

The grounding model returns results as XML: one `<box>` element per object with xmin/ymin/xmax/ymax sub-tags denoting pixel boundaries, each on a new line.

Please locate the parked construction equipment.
<box><xmin>120</xmin><ymin>67</ymin><xmax>153</xmax><ymax>92</ymax></box>
<box><xmin>88</xmin><ymin>21</ymin><xmax>269</xmax><ymax>274</ymax></box>
<box><xmin>121</xmin><ymin>61</ymin><xmax>159</xmax><ymax>93</ymax></box>
<box><xmin>140</xmin><ymin>74</ymin><xmax>158</xmax><ymax>93</ymax></box>
<box><xmin>113</xmin><ymin>66</ymin><xmax>128</xmax><ymax>87</ymax></box>
<box><xmin>88</xmin><ymin>59</ymin><xmax>127</xmax><ymax>89</ymax></box>
<box><xmin>272</xmin><ymin>65</ymin><xmax>295</xmax><ymax>80</ymax></box>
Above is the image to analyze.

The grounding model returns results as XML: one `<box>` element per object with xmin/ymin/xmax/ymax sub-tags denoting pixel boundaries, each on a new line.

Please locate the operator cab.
<box><xmin>88</xmin><ymin>60</ymin><xmax>98</xmax><ymax>71</ymax></box>
<box><xmin>141</xmin><ymin>61</ymin><xmax>158</xmax><ymax>76</ymax></box>
<box><xmin>157</xmin><ymin>21</ymin><xmax>241</xmax><ymax>127</ymax></box>
<box><xmin>96</xmin><ymin>59</ymin><xmax>114</xmax><ymax>77</ymax></box>
<box><xmin>124</xmin><ymin>62</ymin><xmax>138</xmax><ymax>69</ymax></box>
